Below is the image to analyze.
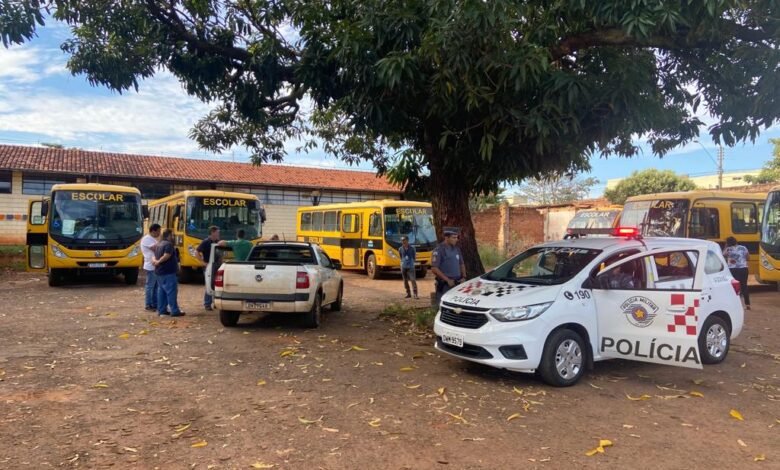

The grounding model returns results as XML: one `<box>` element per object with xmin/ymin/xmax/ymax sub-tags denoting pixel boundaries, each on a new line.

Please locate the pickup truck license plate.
<box><xmin>87</xmin><ymin>262</ymin><xmax>107</xmax><ymax>268</ymax></box>
<box><xmin>441</xmin><ymin>331</ymin><xmax>465</xmax><ymax>348</ymax></box>
<box><xmin>245</xmin><ymin>301</ymin><xmax>271</xmax><ymax>311</ymax></box>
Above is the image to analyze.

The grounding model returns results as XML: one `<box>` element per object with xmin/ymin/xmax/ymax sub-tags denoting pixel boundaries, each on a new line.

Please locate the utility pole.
<box><xmin>717</xmin><ymin>145</ymin><xmax>724</xmax><ymax>189</ymax></box>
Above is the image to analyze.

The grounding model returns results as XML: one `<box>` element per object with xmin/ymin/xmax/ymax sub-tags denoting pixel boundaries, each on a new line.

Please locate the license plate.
<box><xmin>441</xmin><ymin>331</ymin><xmax>465</xmax><ymax>348</ymax></box>
<box><xmin>87</xmin><ymin>263</ymin><xmax>107</xmax><ymax>268</ymax></box>
<box><xmin>244</xmin><ymin>301</ymin><xmax>271</xmax><ymax>311</ymax></box>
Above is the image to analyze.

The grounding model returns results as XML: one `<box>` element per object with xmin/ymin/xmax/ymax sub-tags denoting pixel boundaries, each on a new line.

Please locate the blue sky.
<box><xmin>1</xmin><ymin>23</ymin><xmax>778</xmax><ymax>196</ymax></box>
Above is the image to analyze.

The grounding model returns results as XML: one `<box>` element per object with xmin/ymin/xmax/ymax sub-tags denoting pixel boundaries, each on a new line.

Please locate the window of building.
<box><xmin>22</xmin><ymin>174</ymin><xmax>73</xmax><ymax>195</ymax></box>
<box><xmin>136</xmin><ymin>182</ymin><xmax>172</xmax><ymax>200</ymax></box>
<box><xmin>731</xmin><ymin>203</ymin><xmax>758</xmax><ymax>234</ymax></box>
<box><xmin>0</xmin><ymin>171</ymin><xmax>11</xmax><ymax>194</ymax></box>
<box><xmin>689</xmin><ymin>207</ymin><xmax>720</xmax><ymax>239</ymax></box>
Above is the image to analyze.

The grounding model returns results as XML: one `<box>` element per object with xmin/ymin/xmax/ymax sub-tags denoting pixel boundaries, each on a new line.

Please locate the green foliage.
<box><xmin>516</xmin><ymin>173</ymin><xmax>599</xmax><ymax>206</ymax></box>
<box><xmin>604</xmin><ymin>169</ymin><xmax>697</xmax><ymax>205</ymax></box>
<box><xmin>744</xmin><ymin>138</ymin><xmax>780</xmax><ymax>185</ymax></box>
<box><xmin>469</xmin><ymin>188</ymin><xmax>506</xmax><ymax>212</ymax></box>
<box><xmin>477</xmin><ymin>243</ymin><xmax>505</xmax><ymax>271</ymax></box>
<box><xmin>380</xmin><ymin>303</ymin><xmax>436</xmax><ymax>330</ymax></box>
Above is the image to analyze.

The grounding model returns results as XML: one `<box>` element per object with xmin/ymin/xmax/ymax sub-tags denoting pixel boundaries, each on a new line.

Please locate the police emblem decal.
<box><xmin>620</xmin><ymin>296</ymin><xmax>659</xmax><ymax>328</ymax></box>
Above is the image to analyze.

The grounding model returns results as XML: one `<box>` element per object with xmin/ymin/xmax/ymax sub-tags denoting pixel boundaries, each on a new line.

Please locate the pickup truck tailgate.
<box><xmin>221</xmin><ymin>263</ymin><xmax>300</xmax><ymax>296</ymax></box>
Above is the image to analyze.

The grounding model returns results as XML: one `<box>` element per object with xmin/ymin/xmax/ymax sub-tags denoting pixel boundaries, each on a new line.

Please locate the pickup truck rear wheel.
<box><xmin>303</xmin><ymin>293</ymin><xmax>322</xmax><ymax>328</ymax></box>
<box><xmin>219</xmin><ymin>310</ymin><xmax>240</xmax><ymax>327</ymax></box>
<box><xmin>331</xmin><ymin>283</ymin><xmax>343</xmax><ymax>312</ymax></box>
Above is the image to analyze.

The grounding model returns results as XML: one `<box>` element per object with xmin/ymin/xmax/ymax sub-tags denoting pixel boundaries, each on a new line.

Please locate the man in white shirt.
<box><xmin>142</xmin><ymin>224</ymin><xmax>162</xmax><ymax>311</ymax></box>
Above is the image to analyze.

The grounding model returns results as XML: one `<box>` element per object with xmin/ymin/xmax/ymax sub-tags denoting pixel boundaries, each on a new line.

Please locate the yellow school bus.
<box><xmin>296</xmin><ymin>200</ymin><xmax>435</xmax><ymax>279</ymax></box>
<box><xmin>759</xmin><ymin>185</ymin><xmax>780</xmax><ymax>284</ymax></box>
<box><xmin>148</xmin><ymin>190</ymin><xmax>265</xmax><ymax>282</ymax></box>
<box><xmin>619</xmin><ymin>190</ymin><xmax>766</xmax><ymax>275</ymax></box>
<box><xmin>26</xmin><ymin>183</ymin><xmax>145</xmax><ymax>286</ymax></box>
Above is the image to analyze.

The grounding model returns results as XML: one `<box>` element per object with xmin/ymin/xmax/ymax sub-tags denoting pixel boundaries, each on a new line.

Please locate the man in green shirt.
<box><xmin>219</xmin><ymin>229</ymin><xmax>254</xmax><ymax>261</ymax></box>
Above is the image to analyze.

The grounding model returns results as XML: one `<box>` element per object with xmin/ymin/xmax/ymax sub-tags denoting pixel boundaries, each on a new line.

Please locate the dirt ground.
<box><xmin>0</xmin><ymin>270</ymin><xmax>778</xmax><ymax>469</ymax></box>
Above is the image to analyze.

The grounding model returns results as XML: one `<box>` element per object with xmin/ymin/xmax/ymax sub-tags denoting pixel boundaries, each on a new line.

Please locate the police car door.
<box><xmin>590</xmin><ymin>246</ymin><xmax>707</xmax><ymax>369</ymax></box>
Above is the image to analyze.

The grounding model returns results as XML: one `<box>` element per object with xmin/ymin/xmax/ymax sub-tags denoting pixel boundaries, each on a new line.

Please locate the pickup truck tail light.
<box><xmin>296</xmin><ymin>271</ymin><xmax>310</xmax><ymax>289</ymax></box>
<box><xmin>215</xmin><ymin>269</ymin><xmax>224</xmax><ymax>288</ymax></box>
<box><xmin>730</xmin><ymin>279</ymin><xmax>741</xmax><ymax>296</ymax></box>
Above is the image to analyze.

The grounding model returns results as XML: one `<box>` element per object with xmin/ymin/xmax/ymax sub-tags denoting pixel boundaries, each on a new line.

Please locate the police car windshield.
<box><xmin>186</xmin><ymin>197</ymin><xmax>260</xmax><ymax>240</ymax></box>
<box><xmin>50</xmin><ymin>190</ymin><xmax>143</xmax><ymax>242</ymax></box>
<box><xmin>485</xmin><ymin>246</ymin><xmax>601</xmax><ymax>285</ymax></box>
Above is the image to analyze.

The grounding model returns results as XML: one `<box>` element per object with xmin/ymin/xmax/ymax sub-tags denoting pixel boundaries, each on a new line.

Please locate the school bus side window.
<box><xmin>731</xmin><ymin>203</ymin><xmax>757</xmax><ymax>234</ymax></box>
<box><xmin>324</xmin><ymin>211</ymin><xmax>339</xmax><ymax>232</ymax></box>
<box><xmin>689</xmin><ymin>207</ymin><xmax>720</xmax><ymax>239</ymax></box>
<box><xmin>368</xmin><ymin>213</ymin><xmax>382</xmax><ymax>237</ymax></box>
<box><xmin>342</xmin><ymin>214</ymin><xmax>359</xmax><ymax>233</ymax></box>
<box><xmin>312</xmin><ymin>212</ymin><xmax>323</xmax><ymax>231</ymax></box>
<box><xmin>300</xmin><ymin>212</ymin><xmax>312</xmax><ymax>231</ymax></box>
<box><xmin>30</xmin><ymin>201</ymin><xmax>46</xmax><ymax>225</ymax></box>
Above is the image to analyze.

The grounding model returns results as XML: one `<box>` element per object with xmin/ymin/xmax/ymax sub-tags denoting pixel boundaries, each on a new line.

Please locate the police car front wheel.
<box><xmin>538</xmin><ymin>329</ymin><xmax>586</xmax><ymax>387</ymax></box>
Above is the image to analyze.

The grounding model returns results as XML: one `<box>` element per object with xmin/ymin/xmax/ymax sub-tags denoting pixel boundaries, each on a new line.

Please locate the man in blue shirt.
<box><xmin>197</xmin><ymin>226</ymin><xmax>220</xmax><ymax>311</ymax></box>
<box><xmin>431</xmin><ymin>229</ymin><xmax>467</xmax><ymax>305</ymax></box>
<box><xmin>399</xmin><ymin>236</ymin><xmax>418</xmax><ymax>299</ymax></box>
<box><xmin>153</xmin><ymin>229</ymin><xmax>185</xmax><ymax>317</ymax></box>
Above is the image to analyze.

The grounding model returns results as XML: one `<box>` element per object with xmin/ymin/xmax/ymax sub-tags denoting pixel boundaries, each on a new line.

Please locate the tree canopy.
<box><xmin>744</xmin><ymin>138</ymin><xmax>780</xmax><ymax>185</ymax></box>
<box><xmin>604</xmin><ymin>169</ymin><xmax>697</xmax><ymax>204</ymax></box>
<box><xmin>3</xmin><ymin>0</ymin><xmax>780</xmax><ymax>275</ymax></box>
<box><xmin>516</xmin><ymin>173</ymin><xmax>599</xmax><ymax>206</ymax></box>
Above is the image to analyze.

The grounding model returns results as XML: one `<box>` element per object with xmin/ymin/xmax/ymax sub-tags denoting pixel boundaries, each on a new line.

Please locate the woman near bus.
<box><xmin>723</xmin><ymin>236</ymin><xmax>751</xmax><ymax>310</ymax></box>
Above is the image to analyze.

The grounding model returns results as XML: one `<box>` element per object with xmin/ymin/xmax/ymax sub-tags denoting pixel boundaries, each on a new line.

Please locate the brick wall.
<box><xmin>472</xmin><ymin>204</ymin><xmax>545</xmax><ymax>255</ymax></box>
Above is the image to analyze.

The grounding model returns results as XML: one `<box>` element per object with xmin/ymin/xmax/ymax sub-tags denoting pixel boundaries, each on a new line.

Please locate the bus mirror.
<box><xmin>142</xmin><ymin>205</ymin><xmax>150</xmax><ymax>219</ymax></box>
<box><xmin>259</xmin><ymin>207</ymin><xmax>267</xmax><ymax>223</ymax></box>
<box><xmin>40</xmin><ymin>200</ymin><xmax>49</xmax><ymax>217</ymax></box>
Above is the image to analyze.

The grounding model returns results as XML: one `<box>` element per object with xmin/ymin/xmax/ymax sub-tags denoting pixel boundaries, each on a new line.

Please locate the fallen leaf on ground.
<box><xmin>589</xmin><ymin>383</ymin><xmax>602</xmax><ymax>389</ymax></box>
<box><xmin>257</xmin><ymin>379</ymin><xmax>267</xmax><ymax>386</ymax></box>
<box><xmin>298</xmin><ymin>416</ymin><xmax>322</xmax><ymax>425</ymax></box>
<box><xmin>190</xmin><ymin>440</ymin><xmax>207</xmax><ymax>448</ymax></box>
<box><xmin>404</xmin><ymin>384</ymin><xmax>421</xmax><ymax>389</ymax></box>
<box><xmin>507</xmin><ymin>413</ymin><xmax>523</xmax><ymax>421</ymax></box>
<box><xmin>446</xmin><ymin>412</ymin><xmax>468</xmax><ymax>424</ymax></box>
<box><xmin>738</xmin><ymin>439</ymin><xmax>747</xmax><ymax>447</ymax></box>
<box><xmin>730</xmin><ymin>409</ymin><xmax>745</xmax><ymax>421</ymax></box>
<box><xmin>345</xmin><ymin>345</ymin><xmax>367</xmax><ymax>351</ymax></box>
<box><xmin>754</xmin><ymin>455</ymin><xmax>766</xmax><ymax>462</ymax></box>
<box><xmin>585</xmin><ymin>439</ymin><xmax>613</xmax><ymax>457</ymax></box>
<box><xmin>92</xmin><ymin>383</ymin><xmax>109</xmax><ymax>388</ymax></box>
<box><xmin>123</xmin><ymin>447</ymin><xmax>137</xmax><ymax>453</ymax></box>
<box><xmin>399</xmin><ymin>366</ymin><xmax>414</xmax><ymax>372</ymax></box>
<box><xmin>118</xmin><ymin>333</ymin><xmax>130</xmax><ymax>340</ymax></box>
<box><xmin>322</xmin><ymin>428</ymin><xmax>339</xmax><ymax>433</ymax></box>
<box><xmin>512</xmin><ymin>387</ymin><xmax>524</xmax><ymax>395</ymax></box>
<box><xmin>368</xmin><ymin>418</ymin><xmax>381</xmax><ymax>427</ymax></box>
<box><xmin>174</xmin><ymin>423</ymin><xmax>191</xmax><ymax>433</ymax></box>
<box><xmin>689</xmin><ymin>391</ymin><xmax>704</xmax><ymax>398</ymax></box>
<box><xmin>251</xmin><ymin>463</ymin><xmax>275</xmax><ymax>469</ymax></box>
<box><xmin>280</xmin><ymin>349</ymin><xmax>296</xmax><ymax>357</ymax></box>
<box><xmin>437</xmin><ymin>387</ymin><xmax>446</xmax><ymax>395</ymax></box>
<box><xmin>692</xmin><ymin>379</ymin><xmax>704</xmax><ymax>385</ymax></box>
<box><xmin>626</xmin><ymin>394</ymin><xmax>652</xmax><ymax>401</ymax></box>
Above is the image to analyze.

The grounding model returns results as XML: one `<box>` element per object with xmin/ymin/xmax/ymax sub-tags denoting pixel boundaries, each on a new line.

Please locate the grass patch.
<box><xmin>478</xmin><ymin>243</ymin><xmax>505</xmax><ymax>270</ymax></box>
<box><xmin>0</xmin><ymin>245</ymin><xmax>24</xmax><ymax>255</ymax></box>
<box><xmin>0</xmin><ymin>244</ymin><xmax>25</xmax><ymax>271</ymax></box>
<box><xmin>380</xmin><ymin>303</ymin><xmax>437</xmax><ymax>330</ymax></box>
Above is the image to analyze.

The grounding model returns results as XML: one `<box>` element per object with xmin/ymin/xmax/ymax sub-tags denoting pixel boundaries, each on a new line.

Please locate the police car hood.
<box><xmin>443</xmin><ymin>278</ymin><xmax>561</xmax><ymax>309</ymax></box>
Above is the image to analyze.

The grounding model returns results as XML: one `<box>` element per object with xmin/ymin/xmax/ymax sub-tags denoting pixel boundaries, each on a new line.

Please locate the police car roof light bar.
<box><xmin>612</xmin><ymin>227</ymin><xmax>642</xmax><ymax>239</ymax></box>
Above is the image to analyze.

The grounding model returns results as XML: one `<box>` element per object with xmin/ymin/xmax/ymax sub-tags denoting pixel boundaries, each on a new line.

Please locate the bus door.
<box><xmin>340</xmin><ymin>212</ymin><xmax>362</xmax><ymax>268</ymax></box>
<box><xmin>688</xmin><ymin>200</ymin><xmax>721</xmax><ymax>243</ymax></box>
<box><xmin>26</xmin><ymin>200</ymin><xmax>48</xmax><ymax>272</ymax></box>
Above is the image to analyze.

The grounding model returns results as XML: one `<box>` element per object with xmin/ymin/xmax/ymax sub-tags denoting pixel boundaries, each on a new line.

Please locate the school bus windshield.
<box><xmin>621</xmin><ymin>199</ymin><xmax>690</xmax><ymax>237</ymax></box>
<box><xmin>185</xmin><ymin>196</ymin><xmax>261</xmax><ymax>240</ymax></box>
<box><xmin>762</xmin><ymin>191</ymin><xmax>780</xmax><ymax>255</ymax></box>
<box><xmin>383</xmin><ymin>206</ymin><xmax>437</xmax><ymax>250</ymax></box>
<box><xmin>50</xmin><ymin>190</ymin><xmax>143</xmax><ymax>243</ymax></box>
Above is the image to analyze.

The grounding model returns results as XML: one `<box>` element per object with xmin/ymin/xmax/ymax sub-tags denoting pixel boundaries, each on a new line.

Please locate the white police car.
<box><xmin>433</xmin><ymin>228</ymin><xmax>744</xmax><ymax>386</ymax></box>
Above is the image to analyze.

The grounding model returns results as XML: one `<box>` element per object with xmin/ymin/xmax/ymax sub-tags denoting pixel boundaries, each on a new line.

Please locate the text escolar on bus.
<box><xmin>26</xmin><ymin>183</ymin><xmax>146</xmax><ymax>287</ymax></box>
<box><xmin>564</xmin><ymin>206</ymin><xmax>623</xmax><ymax>239</ymax></box>
<box><xmin>296</xmin><ymin>200</ymin><xmax>436</xmax><ymax>280</ymax></box>
<box><xmin>147</xmin><ymin>190</ymin><xmax>266</xmax><ymax>283</ymax></box>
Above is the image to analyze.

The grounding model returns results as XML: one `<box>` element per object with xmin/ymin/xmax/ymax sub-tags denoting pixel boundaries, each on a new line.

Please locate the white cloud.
<box><xmin>0</xmin><ymin>45</ymin><xmax>66</xmax><ymax>83</ymax></box>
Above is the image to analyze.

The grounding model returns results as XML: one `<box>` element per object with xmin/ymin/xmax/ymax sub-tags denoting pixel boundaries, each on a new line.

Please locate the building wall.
<box><xmin>0</xmin><ymin>172</ymin><xmax>29</xmax><ymax>244</ymax></box>
<box><xmin>472</xmin><ymin>205</ymin><xmax>545</xmax><ymax>254</ymax></box>
<box><xmin>262</xmin><ymin>205</ymin><xmax>299</xmax><ymax>240</ymax></box>
<box><xmin>542</xmin><ymin>207</ymin><xmax>577</xmax><ymax>241</ymax></box>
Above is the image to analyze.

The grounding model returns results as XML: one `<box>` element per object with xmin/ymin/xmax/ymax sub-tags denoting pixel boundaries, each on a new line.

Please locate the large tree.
<box><xmin>604</xmin><ymin>169</ymin><xmax>697</xmax><ymax>204</ymax></box>
<box><xmin>744</xmin><ymin>138</ymin><xmax>780</xmax><ymax>184</ymax></box>
<box><xmin>3</xmin><ymin>1</ymin><xmax>780</xmax><ymax>276</ymax></box>
<box><xmin>515</xmin><ymin>173</ymin><xmax>599</xmax><ymax>206</ymax></box>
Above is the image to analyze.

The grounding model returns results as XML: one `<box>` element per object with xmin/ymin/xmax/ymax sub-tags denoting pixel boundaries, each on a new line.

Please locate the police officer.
<box><xmin>431</xmin><ymin>229</ymin><xmax>467</xmax><ymax>305</ymax></box>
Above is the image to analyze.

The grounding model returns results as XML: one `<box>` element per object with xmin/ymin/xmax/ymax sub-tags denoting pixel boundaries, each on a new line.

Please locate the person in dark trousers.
<box><xmin>197</xmin><ymin>226</ymin><xmax>220</xmax><ymax>311</ymax></box>
<box><xmin>723</xmin><ymin>236</ymin><xmax>751</xmax><ymax>310</ymax></box>
<box><xmin>431</xmin><ymin>229</ymin><xmax>467</xmax><ymax>305</ymax></box>
<box><xmin>399</xmin><ymin>236</ymin><xmax>418</xmax><ymax>299</ymax></box>
<box><xmin>153</xmin><ymin>229</ymin><xmax>185</xmax><ymax>317</ymax></box>
<box><xmin>141</xmin><ymin>223</ymin><xmax>161</xmax><ymax>311</ymax></box>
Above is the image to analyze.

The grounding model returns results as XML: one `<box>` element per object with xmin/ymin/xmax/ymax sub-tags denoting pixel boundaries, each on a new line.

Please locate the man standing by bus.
<box><xmin>431</xmin><ymin>229</ymin><xmax>467</xmax><ymax>305</ymax></box>
<box><xmin>153</xmin><ymin>229</ymin><xmax>185</xmax><ymax>317</ymax></box>
<box><xmin>197</xmin><ymin>226</ymin><xmax>220</xmax><ymax>311</ymax></box>
<box><xmin>399</xmin><ymin>236</ymin><xmax>419</xmax><ymax>299</ymax></box>
<box><xmin>141</xmin><ymin>223</ymin><xmax>161</xmax><ymax>311</ymax></box>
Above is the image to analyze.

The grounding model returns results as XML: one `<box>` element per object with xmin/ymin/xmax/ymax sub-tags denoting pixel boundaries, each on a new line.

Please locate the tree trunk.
<box><xmin>427</xmin><ymin>149</ymin><xmax>486</xmax><ymax>279</ymax></box>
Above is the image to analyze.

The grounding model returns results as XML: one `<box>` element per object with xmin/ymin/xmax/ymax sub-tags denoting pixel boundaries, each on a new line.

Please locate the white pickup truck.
<box><xmin>208</xmin><ymin>241</ymin><xmax>343</xmax><ymax>328</ymax></box>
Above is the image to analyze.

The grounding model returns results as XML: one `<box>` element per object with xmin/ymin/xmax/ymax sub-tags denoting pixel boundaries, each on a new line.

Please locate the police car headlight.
<box><xmin>387</xmin><ymin>248</ymin><xmax>398</xmax><ymax>259</ymax></box>
<box><xmin>52</xmin><ymin>245</ymin><xmax>68</xmax><ymax>259</ymax></box>
<box><xmin>188</xmin><ymin>245</ymin><xmax>198</xmax><ymax>257</ymax></box>
<box><xmin>127</xmin><ymin>245</ymin><xmax>140</xmax><ymax>258</ymax></box>
<box><xmin>760</xmin><ymin>252</ymin><xmax>775</xmax><ymax>271</ymax></box>
<box><xmin>490</xmin><ymin>302</ymin><xmax>552</xmax><ymax>322</ymax></box>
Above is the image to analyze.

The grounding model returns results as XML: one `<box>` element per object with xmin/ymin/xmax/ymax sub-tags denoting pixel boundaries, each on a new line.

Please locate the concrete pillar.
<box><xmin>498</xmin><ymin>202</ymin><xmax>510</xmax><ymax>255</ymax></box>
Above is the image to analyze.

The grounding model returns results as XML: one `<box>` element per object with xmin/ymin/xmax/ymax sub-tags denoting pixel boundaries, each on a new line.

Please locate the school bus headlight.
<box><xmin>760</xmin><ymin>252</ymin><xmax>775</xmax><ymax>270</ymax></box>
<box><xmin>386</xmin><ymin>248</ymin><xmax>398</xmax><ymax>259</ymax></box>
<box><xmin>490</xmin><ymin>302</ymin><xmax>552</xmax><ymax>322</ymax></box>
<box><xmin>127</xmin><ymin>245</ymin><xmax>140</xmax><ymax>258</ymax></box>
<box><xmin>52</xmin><ymin>245</ymin><xmax>68</xmax><ymax>259</ymax></box>
<box><xmin>188</xmin><ymin>245</ymin><xmax>198</xmax><ymax>258</ymax></box>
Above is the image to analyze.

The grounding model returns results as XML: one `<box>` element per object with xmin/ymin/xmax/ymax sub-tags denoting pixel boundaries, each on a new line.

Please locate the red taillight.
<box><xmin>612</xmin><ymin>226</ymin><xmax>641</xmax><ymax>238</ymax></box>
<box><xmin>215</xmin><ymin>269</ymin><xmax>224</xmax><ymax>288</ymax></box>
<box><xmin>731</xmin><ymin>279</ymin><xmax>741</xmax><ymax>296</ymax></box>
<box><xmin>296</xmin><ymin>271</ymin><xmax>310</xmax><ymax>289</ymax></box>
<box><xmin>566</xmin><ymin>228</ymin><xmax>573</xmax><ymax>234</ymax></box>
